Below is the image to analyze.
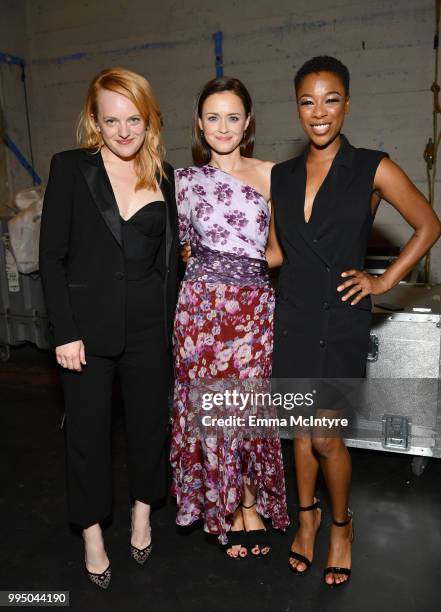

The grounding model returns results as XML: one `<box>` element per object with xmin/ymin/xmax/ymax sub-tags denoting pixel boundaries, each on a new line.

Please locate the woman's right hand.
<box><xmin>181</xmin><ymin>243</ymin><xmax>191</xmax><ymax>263</ymax></box>
<box><xmin>55</xmin><ymin>340</ymin><xmax>86</xmax><ymax>371</ymax></box>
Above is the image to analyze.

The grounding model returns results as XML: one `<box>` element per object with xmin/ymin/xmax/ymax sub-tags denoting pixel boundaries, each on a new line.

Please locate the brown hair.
<box><xmin>191</xmin><ymin>76</ymin><xmax>256</xmax><ymax>166</ymax></box>
<box><xmin>77</xmin><ymin>67</ymin><xmax>165</xmax><ymax>190</ymax></box>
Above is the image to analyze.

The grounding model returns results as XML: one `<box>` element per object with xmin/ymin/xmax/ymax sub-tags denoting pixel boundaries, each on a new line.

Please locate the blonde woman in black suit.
<box><xmin>39</xmin><ymin>68</ymin><xmax>179</xmax><ymax>588</ymax></box>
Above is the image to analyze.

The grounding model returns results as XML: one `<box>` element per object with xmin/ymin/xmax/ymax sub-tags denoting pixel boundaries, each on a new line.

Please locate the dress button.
<box><xmin>115</xmin><ymin>272</ymin><xmax>125</xmax><ymax>280</ymax></box>
<box><xmin>323</xmin><ymin>301</ymin><xmax>329</xmax><ymax>310</ymax></box>
<box><xmin>282</xmin><ymin>329</ymin><xmax>288</xmax><ymax>337</ymax></box>
<box><xmin>319</xmin><ymin>339</ymin><xmax>326</xmax><ymax>348</ymax></box>
<box><xmin>313</xmin><ymin>238</ymin><xmax>318</xmax><ymax>243</ymax></box>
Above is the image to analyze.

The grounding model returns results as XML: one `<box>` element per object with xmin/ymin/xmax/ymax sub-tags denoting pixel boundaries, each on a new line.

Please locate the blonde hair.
<box><xmin>77</xmin><ymin>67</ymin><xmax>165</xmax><ymax>190</ymax></box>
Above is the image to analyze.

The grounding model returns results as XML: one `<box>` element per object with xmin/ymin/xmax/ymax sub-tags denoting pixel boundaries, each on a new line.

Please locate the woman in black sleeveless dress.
<box><xmin>267</xmin><ymin>56</ymin><xmax>441</xmax><ymax>587</ymax></box>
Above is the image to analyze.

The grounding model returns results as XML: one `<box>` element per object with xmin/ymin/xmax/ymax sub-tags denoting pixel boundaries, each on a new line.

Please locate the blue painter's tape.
<box><xmin>33</xmin><ymin>40</ymin><xmax>177</xmax><ymax>66</ymax></box>
<box><xmin>3</xmin><ymin>134</ymin><xmax>42</xmax><ymax>185</ymax></box>
<box><xmin>103</xmin><ymin>40</ymin><xmax>177</xmax><ymax>56</ymax></box>
<box><xmin>33</xmin><ymin>51</ymin><xmax>91</xmax><ymax>66</ymax></box>
<box><xmin>0</xmin><ymin>52</ymin><xmax>25</xmax><ymax>67</ymax></box>
<box><xmin>213</xmin><ymin>31</ymin><xmax>223</xmax><ymax>78</ymax></box>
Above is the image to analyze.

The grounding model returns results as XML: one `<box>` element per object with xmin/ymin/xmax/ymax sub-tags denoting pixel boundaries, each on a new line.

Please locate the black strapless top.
<box><xmin>120</xmin><ymin>201</ymin><xmax>165</xmax><ymax>280</ymax></box>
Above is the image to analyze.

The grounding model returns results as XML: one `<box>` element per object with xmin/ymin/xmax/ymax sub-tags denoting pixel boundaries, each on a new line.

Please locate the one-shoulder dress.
<box><xmin>170</xmin><ymin>165</ymin><xmax>289</xmax><ymax>544</ymax></box>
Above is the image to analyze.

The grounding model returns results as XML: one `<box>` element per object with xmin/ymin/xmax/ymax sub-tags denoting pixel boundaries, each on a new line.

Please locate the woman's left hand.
<box><xmin>337</xmin><ymin>269</ymin><xmax>389</xmax><ymax>305</ymax></box>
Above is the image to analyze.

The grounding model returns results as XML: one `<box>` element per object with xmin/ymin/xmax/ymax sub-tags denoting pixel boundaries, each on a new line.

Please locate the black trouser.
<box><xmin>61</xmin><ymin>323</ymin><xmax>170</xmax><ymax>528</ymax></box>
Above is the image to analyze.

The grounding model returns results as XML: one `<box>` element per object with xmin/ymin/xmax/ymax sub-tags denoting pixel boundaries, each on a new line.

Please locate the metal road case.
<box><xmin>0</xmin><ymin>216</ymin><xmax>49</xmax><ymax>360</ymax></box>
<box><xmin>344</xmin><ymin>283</ymin><xmax>441</xmax><ymax>475</ymax></box>
<box><xmin>364</xmin><ymin>246</ymin><xmax>423</xmax><ymax>283</ymax></box>
<box><xmin>277</xmin><ymin>284</ymin><xmax>440</xmax><ymax>476</ymax></box>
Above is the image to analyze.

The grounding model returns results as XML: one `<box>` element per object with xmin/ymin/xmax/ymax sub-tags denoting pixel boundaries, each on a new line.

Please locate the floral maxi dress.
<box><xmin>170</xmin><ymin>165</ymin><xmax>289</xmax><ymax>544</ymax></box>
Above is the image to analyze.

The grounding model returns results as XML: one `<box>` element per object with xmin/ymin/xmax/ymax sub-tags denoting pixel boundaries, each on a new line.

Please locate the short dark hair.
<box><xmin>192</xmin><ymin>76</ymin><xmax>255</xmax><ymax>166</ymax></box>
<box><xmin>294</xmin><ymin>56</ymin><xmax>350</xmax><ymax>96</ymax></box>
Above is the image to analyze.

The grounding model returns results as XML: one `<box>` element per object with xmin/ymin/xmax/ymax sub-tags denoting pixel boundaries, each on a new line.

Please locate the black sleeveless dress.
<box><xmin>271</xmin><ymin>134</ymin><xmax>388</xmax><ymax>379</ymax></box>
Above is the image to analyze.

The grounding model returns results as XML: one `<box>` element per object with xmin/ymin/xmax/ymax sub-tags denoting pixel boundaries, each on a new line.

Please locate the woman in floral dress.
<box><xmin>170</xmin><ymin>76</ymin><xmax>289</xmax><ymax>557</ymax></box>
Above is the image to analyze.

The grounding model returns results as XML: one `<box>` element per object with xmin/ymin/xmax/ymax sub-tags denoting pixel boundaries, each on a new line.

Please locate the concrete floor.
<box><xmin>1</xmin><ymin>345</ymin><xmax>440</xmax><ymax>612</ymax></box>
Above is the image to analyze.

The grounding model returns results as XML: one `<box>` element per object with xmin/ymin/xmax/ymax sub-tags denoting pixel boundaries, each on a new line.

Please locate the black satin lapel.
<box><xmin>79</xmin><ymin>155</ymin><xmax>122</xmax><ymax>247</ymax></box>
<box><xmin>157</xmin><ymin>168</ymin><xmax>174</xmax><ymax>270</ymax></box>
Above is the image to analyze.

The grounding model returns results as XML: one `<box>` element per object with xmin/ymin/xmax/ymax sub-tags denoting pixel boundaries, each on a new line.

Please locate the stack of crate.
<box><xmin>0</xmin><ymin>216</ymin><xmax>49</xmax><ymax>360</ymax></box>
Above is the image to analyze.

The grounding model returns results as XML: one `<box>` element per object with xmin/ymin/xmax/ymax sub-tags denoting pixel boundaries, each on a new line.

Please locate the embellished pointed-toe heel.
<box><xmin>130</xmin><ymin>542</ymin><xmax>153</xmax><ymax>565</ymax></box>
<box><xmin>85</xmin><ymin>564</ymin><xmax>111</xmax><ymax>589</ymax></box>
<box><xmin>130</xmin><ymin>507</ymin><xmax>152</xmax><ymax>566</ymax></box>
<box><xmin>323</xmin><ymin>509</ymin><xmax>354</xmax><ymax>587</ymax></box>
<box><xmin>288</xmin><ymin>497</ymin><xmax>322</xmax><ymax>574</ymax></box>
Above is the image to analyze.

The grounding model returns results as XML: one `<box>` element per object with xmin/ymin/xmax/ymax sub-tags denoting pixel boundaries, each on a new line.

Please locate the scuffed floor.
<box><xmin>0</xmin><ymin>346</ymin><xmax>440</xmax><ymax>612</ymax></box>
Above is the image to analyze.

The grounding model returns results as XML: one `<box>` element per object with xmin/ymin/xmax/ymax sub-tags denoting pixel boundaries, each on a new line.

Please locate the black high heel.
<box><xmin>288</xmin><ymin>497</ymin><xmax>322</xmax><ymax>574</ymax></box>
<box><xmin>85</xmin><ymin>564</ymin><xmax>111</xmax><ymax>590</ymax></box>
<box><xmin>130</xmin><ymin>508</ymin><xmax>152</xmax><ymax>566</ymax></box>
<box><xmin>323</xmin><ymin>509</ymin><xmax>354</xmax><ymax>587</ymax></box>
<box><xmin>241</xmin><ymin>501</ymin><xmax>271</xmax><ymax>558</ymax></box>
<box><xmin>83</xmin><ymin>530</ymin><xmax>111</xmax><ymax>589</ymax></box>
<box><xmin>130</xmin><ymin>542</ymin><xmax>153</xmax><ymax>565</ymax></box>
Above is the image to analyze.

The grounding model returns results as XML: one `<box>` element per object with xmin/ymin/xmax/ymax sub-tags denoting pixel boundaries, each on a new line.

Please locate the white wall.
<box><xmin>2</xmin><ymin>0</ymin><xmax>440</xmax><ymax>279</ymax></box>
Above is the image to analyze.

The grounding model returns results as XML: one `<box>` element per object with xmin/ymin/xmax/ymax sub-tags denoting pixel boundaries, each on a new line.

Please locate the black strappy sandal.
<box><xmin>323</xmin><ymin>509</ymin><xmax>354</xmax><ymax>587</ymax></box>
<box><xmin>224</xmin><ymin>529</ymin><xmax>248</xmax><ymax>559</ymax></box>
<box><xmin>241</xmin><ymin>501</ymin><xmax>271</xmax><ymax>558</ymax></box>
<box><xmin>288</xmin><ymin>497</ymin><xmax>322</xmax><ymax>574</ymax></box>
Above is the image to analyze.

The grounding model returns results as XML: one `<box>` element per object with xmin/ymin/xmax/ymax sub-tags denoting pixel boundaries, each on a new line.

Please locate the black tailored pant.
<box><xmin>61</xmin><ymin>292</ymin><xmax>170</xmax><ymax>528</ymax></box>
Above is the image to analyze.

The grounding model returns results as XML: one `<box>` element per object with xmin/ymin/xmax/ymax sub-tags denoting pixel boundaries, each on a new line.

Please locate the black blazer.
<box><xmin>39</xmin><ymin>148</ymin><xmax>179</xmax><ymax>355</ymax></box>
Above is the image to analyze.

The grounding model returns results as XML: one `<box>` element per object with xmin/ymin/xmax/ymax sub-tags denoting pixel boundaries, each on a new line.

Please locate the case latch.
<box><xmin>367</xmin><ymin>333</ymin><xmax>379</xmax><ymax>362</ymax></box>
<box><xmin>382</xmin><ymin>415</ymin><xmax>410</xmax><ymax>450</ymax></box>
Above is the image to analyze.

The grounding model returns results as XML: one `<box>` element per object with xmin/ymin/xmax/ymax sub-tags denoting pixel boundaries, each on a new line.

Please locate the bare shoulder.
<box><xmin>374</xmin><ymin>157</ymin><xmax>412</xmax><ymax>190</ymax></box>
<box><xmin>241</xmin><ymin>158</ymin><xmax>274</xmax><ymax>200</ymax></box>
<box><xmin>246</xmin><ymin>158</ymin><xmax>275</xmax><ymax>178</ymax></box>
